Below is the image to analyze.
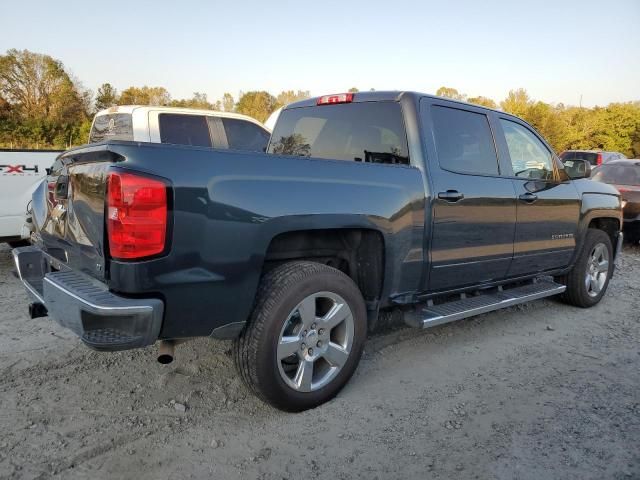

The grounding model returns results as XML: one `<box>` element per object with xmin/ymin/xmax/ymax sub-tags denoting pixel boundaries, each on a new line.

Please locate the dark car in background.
<box><xmin>560</xmin><ymin>150</ymin><xmax>627</xmax><ymax>166</ymax></box>
<box><xmin>591</xmin><ymin>159</ymin><xmax>640</xmax><ymax>243</ymax></box>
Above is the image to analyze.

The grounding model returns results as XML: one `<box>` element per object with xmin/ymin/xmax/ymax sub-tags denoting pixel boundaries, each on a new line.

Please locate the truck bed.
<box><xmin>31</xmin><ymin>141</ymin><xmax>426</xmax><ymax>339</ymax></box>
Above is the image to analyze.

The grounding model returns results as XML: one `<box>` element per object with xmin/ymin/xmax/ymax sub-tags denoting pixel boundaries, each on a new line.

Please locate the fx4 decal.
<box><xmin>0</xmin><ymin>165</ymin><xmax>39</xmax><ymax>174</ymax></box>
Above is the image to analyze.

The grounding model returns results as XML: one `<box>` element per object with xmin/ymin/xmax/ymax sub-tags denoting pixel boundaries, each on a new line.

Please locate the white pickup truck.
<box><xmin>0</xmin><ymin>149</ymin><xmax>62</xmax><ymax>245</ymax></box>
<box><xmin>89</xmin><ymin>105</ymin><xmax>271</xmax><ymax>151</ymax></box>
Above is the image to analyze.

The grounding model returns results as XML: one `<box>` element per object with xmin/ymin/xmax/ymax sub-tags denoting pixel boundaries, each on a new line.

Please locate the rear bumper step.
<box><xmin>406</xmin><ymin>279</ymin><xmax>566</xmax><ymax>329</ymax></box>
<box><xmin>13</xmin><ymin>246</ymin><xmax>163</xmax><ymax>351</ymax></box>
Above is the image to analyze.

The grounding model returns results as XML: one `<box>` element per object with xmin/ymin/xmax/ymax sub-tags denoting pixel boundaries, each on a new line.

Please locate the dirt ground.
<box><xmin>0</xmin><ymin>243</ymin><xmax>638</xmax><ymax>480</ymax></box>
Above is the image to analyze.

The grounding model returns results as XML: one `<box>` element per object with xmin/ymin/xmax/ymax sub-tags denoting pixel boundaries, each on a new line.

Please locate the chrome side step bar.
<box><xmin>405</xmin><ymin>279</ymin><xmax>566</xmax><ymax>329</ymax></box>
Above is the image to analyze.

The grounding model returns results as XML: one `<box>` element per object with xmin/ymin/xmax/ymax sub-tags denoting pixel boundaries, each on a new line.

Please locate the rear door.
<box><xmin>420</xmin><ymin>98</ymin><xmax>517</xmax><ymax>291</ymax></box>
<box><xmin>495</xmin><ymin>117</ymin><xmax>580</xmax><ymax>275</ymax></box>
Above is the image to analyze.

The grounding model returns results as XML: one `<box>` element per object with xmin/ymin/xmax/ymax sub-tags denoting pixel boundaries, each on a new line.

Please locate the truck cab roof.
<box><xmin>95</xmin><ymin>105</ymin><xmax>266</xmax><ymax>129</ymax></box>
<box><xmin>284</xmin><ymin>91</ymin><xmax>508</xmax><ymax>117</ymax></box>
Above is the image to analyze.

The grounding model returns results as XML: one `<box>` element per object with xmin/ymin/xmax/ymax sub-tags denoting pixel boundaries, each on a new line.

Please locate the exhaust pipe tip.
<box><xmin>157</xmin><ymin>340</ymin><xmax>175</xmax><ymax>364</ymax></box>
<box><xmin>157</xmin><ymin>353</ymin><xmax>174</xmax><ymax>364</ymax></box>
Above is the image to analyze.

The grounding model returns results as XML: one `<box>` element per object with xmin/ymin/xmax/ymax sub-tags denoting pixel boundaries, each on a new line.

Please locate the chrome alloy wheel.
<box><xmin>277</xmin><ymin>292</ymin><xmax>354</xmax><ymax>392</ymax></box>
<box><xmin>585</xmin><ymin>242</ymin><xmax>609</xmax><ymax>297</ymax></box>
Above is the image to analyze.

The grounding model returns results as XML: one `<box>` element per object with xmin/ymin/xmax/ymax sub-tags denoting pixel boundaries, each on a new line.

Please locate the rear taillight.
<box><xmin>107</xmin><ymin>171</ymin><xmax>168</xmax><ymax>260</ymax></box>
<box><xmin>596</xmin><ymin>153</ymin><xmax>603</xmax><ymax>165</ymax></box>
<box><xmin>317</xmin><ymin>93</ymin><xmax>354</xmax><ymax>105</ymax></box>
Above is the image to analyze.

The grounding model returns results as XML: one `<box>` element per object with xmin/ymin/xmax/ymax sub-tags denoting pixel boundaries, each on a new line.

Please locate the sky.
<box><xmin>2</xmin><ymin>0</ymin><xmax>639</xmax><ymax>107</ymax></box>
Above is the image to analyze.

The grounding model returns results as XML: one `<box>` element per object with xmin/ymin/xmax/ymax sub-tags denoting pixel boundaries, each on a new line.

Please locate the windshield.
<box><xmin>268</xmin><ymin>102</ymin><xmax>409</xmax><ymax>165</ymax></box>
<box><xmin>591</xmin><ymin>164</ymin><xmax>640</xmax><ymax>186</ymax></box>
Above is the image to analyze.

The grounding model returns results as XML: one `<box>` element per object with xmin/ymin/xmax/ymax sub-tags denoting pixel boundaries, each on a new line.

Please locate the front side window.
<box><xmin>222</xmin><ymin>118</ymin><xmax>270</xmax><ymax>152</ymax></box>
<box><xmin>159</xmin><ymin>114</ymin><xmax>212</xmax><ymax>147</ymax></box>
<box><xmin>431</xmin><ymin>106</ymin><xmax>499</xmax><ymax>175</ymax></box>
<box><xmin>500</xmin><ymin>119</ymin><xmax>555</xmax><ymax>180</ymax></box>
<box><xmin>268</xmin><ymin>102</ymin><xmax>409</xmax><ymax>165</ymax></box>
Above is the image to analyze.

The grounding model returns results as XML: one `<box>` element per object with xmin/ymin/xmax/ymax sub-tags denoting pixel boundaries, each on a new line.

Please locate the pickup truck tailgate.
<box><xmin>32</xmin><ymin>149</ymin><xmax>115</xmax><ymax>280</ymax></box>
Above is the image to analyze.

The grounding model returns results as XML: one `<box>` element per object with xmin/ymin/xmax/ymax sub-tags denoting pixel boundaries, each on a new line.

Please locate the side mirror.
<box><xmin>563</xmin><ymin>159</ymin><xmax>592</xmax><ymax>179</ymax></box>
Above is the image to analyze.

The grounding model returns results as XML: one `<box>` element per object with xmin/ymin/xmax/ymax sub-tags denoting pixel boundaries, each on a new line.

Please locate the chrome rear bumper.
<box><xmin>13</xmin><ymin>246</ymin><xmax>163</xmax><ymax>351</ymax></box>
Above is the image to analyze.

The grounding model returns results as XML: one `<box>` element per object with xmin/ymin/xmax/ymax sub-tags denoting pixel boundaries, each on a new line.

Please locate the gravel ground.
<box><xmin>0</xmin><ymin>243</ymin><xmax>638</xmax><ymax>480</ymax></box>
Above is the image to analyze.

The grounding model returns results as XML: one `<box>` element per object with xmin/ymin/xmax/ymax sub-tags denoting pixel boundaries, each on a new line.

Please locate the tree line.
<box><xmin>1</xmin><ymin>49</ymin><xmax>639</xmax><ymax>157</ymax></box>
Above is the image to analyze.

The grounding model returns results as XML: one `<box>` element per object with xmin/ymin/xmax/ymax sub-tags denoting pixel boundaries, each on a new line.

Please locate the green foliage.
<box><xmin>436</xmin><ymin>86</ymin><xmax>466</xmax><ymax>101</ymax></box>
<box><xmin>1</xmin><ymin>50</ymin><xmax>639</xmax><ymax>155</ymax></box>
<box><xmin>275</xmin><ymin>90</ymin><xmax>310</xmax><ymax>108</ymax></box>
<box><xmin>0</xmin><ymin>49</ymin><xmax>90</xmax><ymax>148</ymax></box>
<box><xmin>467</xmin><ymin>96</ymin><xmax>497</xmax><ymax>109</ymax></box>
<box><xmin>95</xmin><ymin>83</ymin><xmax>117</xmax><ymax>111</ymax></box>
<box><xmin>118</xmin><ymin>86</ymin><xmax>171</xmax><ymax>106</ymax></box>
<box><xmin>500</xmin><ymin>88</ymin><xmax>531</xmax><ymax>118</ymax></box>
<box><xmin>222</xmin><ymin>93</ymin><xmax>235</xmax><ymax>112</ymax></box>
<box><xmin>236</xmin><ymin>91</ymin><xmax>277</xmax><ymax>123</ymax></box>
<box><xmin>348</xmin><ymin>87</ymin><xmax>359</xmax><ymax>93</ymax></box>
<box><xmin>169</xmin><ymin>92</ymin><xmax>218</xmax><ymax>110</ymax></box>
<box><xmin>95</xmin><ymin>83</ymin><xmax>119</xmax><ymax>112</ymax></box>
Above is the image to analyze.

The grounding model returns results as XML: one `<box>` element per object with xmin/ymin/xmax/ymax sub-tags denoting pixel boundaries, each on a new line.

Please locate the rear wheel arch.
<box><xmin>262</xmin><ymin>228</ymin><xmax>386</xmax><ymax>308</ymax></box>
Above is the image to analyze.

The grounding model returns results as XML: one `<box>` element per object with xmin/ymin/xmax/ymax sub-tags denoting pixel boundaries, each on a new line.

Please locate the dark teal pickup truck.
<box><xmin>14</xmin><ymin>91</ymin><xmax>623</xmax><ymax>411</ymax></box>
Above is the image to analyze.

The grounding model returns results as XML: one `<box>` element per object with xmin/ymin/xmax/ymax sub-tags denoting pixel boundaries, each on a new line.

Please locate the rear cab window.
<box><xmin>89</xmin><ymin>114</ymin><xmax>133</xmax><ymax>143</ymax></box>
<box><xmin>267</xmin><ymin>102</ymin><xmax>409</xmax><ymax>165</ymax></box>
<box><xmin>562</xmin><ymin>151</ymin><xmax>598</xmax><ymax>166</ymax></box>
<box><xmin>158</xmin><ymin>114</ymin><xmax>212</xmax><ymax>147</ymax></box>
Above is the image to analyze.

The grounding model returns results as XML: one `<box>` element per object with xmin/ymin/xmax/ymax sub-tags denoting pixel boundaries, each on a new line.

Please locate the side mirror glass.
<box><xmin>563</xmin><ymin>159</ymin><xmax>591</xmax><ymax>179</ymax></box>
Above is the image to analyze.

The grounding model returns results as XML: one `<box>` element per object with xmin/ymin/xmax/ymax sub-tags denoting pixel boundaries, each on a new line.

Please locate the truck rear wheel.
<box><xmin>560</xmin><ymin>229</ymin><xmax>613</xmax><ymax>308</ymax></box>
<box><xmin>233</xmin><ymin>261</ymin><xmax>367</xmax><ymax>412</ymax></box>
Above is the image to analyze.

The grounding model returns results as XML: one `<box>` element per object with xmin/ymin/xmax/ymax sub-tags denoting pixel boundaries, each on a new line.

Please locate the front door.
<box><xmin>496</xmin><ymin>118</ymin><xmax>581</xmax><ymax>275</ymax></box>
<box><xmin>421</xmin><ymin>100</ymin><xmax>517</xmax><ymax>291</ymax></box>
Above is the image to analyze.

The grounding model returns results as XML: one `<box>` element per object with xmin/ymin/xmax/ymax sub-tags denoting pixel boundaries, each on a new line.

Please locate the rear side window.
<box><xmin>89</xmin><ymin>114</ymin><xmax>133</xmax><ymax>143</ymax></box>
<box><xmin>431</xmin><ymin>106</ymin><xmax>499</xmax><ymax>175</ymax></box>
<box><xmin>268</xmin><ymin>102</ymin><xmax>409</xmax><ymax>165</ymax></box>
<box><xmin>222</xmin><ymin>118</ymin><xmax>270</xmax><ymax>152</ymax></box>
<box><xmin>159</xmin><ymin>114</ymin><xmax>212</xmax><ymax>147</ymax></box>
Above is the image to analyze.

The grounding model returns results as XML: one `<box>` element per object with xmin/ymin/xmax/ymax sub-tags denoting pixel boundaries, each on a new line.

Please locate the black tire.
<box><xmin>233</xmin><ymin>261</ymin><xmax>367</xmax><ymax>412</ymax></box>
<box><xmin>560</xmin><ymin>229</ymin><xmax>613</xmax><ymax>308</ymax></box>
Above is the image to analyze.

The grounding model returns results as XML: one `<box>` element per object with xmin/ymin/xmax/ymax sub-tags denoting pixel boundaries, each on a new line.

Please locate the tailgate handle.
<box><xmin>438</xmin><ymin>190</ymin><xmax>464</xmax><ymax>202</ymax></box>
<box><xmin>55</xmin><ymin>175</ymin><xmax>69</xmax><ymax>200</ymax></box>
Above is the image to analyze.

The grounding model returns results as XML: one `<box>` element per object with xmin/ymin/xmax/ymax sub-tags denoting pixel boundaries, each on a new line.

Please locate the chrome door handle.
<box><xmin>519</xmin><ymin>192</ymin><xmax>538</xmax><ymax>203</ymax></box>
<box><xmin>438</xmin><ymin>190</ymin><xmax>464</xmax><ymax>202</ymax></box>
